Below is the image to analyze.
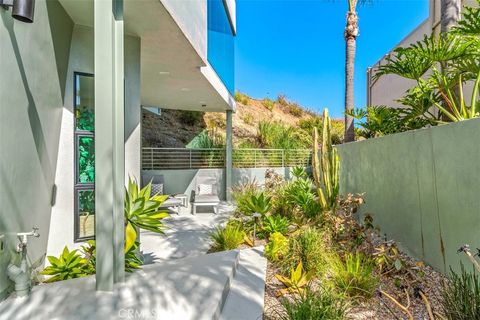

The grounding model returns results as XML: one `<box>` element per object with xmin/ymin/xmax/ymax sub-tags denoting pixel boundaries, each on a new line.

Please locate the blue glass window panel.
<box><xmin>208</xmin><ymin>0</ymin><xmax>235</xmax><ymax>95</ymax></box>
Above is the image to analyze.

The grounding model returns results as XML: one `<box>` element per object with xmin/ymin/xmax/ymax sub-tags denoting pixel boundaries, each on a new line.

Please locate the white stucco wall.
<box><xmin>47</xmin><ymin>26</ymin><xmax>141</xmax><ymax>257</ymax></box>
<box><xmin>369</xmin><ymin>19</ymin><xmax>431</xmax><ymax>108</ymax></box>
<box><xmin>0</xmin><ymin>0</ymin><xmax>74</xmax><ymax>298</ymax></box>
<box><xmin>369</xmin><ymin>0</ymin><xmax>479</xmax><ymax>108</ymax></box>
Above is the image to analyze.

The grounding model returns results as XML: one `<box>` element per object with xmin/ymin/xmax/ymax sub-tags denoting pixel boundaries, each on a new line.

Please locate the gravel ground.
<box><xmin>262</xmin><ymin>233</ymin><xmax>447</xmax><ymax>320</ymax></box>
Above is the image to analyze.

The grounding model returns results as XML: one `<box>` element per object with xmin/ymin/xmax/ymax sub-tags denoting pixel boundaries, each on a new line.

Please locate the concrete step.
<box><xmin>0</xmin><ymin>250</ymin><xmax>240</xmax><ymax>320</ymax></box>
<box><xmin>220</xmin><ymin>247</ymin><xmax>267</xmax><ymax>320</ymax></box>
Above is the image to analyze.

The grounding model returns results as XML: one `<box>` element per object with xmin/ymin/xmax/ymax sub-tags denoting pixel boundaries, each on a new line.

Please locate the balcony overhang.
<box><xmin>58</xmin><ymin>0</ymin><xmax>235</xmax><ymax>113</ymax></box>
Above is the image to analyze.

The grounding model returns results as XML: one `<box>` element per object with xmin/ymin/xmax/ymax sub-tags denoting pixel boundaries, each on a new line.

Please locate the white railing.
<box><xmin>142</xmin><ymin>148</ymin><xmax>312</xmax><ymax>170</ymax></box>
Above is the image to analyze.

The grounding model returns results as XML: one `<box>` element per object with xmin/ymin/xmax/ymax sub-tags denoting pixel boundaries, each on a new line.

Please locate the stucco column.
<box><xmin>225</xmin><ymin>110</ymin><xmax>233</xmax><ymax>201</ymax></box>
<box><xmin>94</xmin><ymin>0</ymin><xmax>125</xmax><ymax>291</ymax></box>
<box><xmin>113</xmin><ymin>1</ymin><xmax>125</xmax><ymax>284</ymax></box>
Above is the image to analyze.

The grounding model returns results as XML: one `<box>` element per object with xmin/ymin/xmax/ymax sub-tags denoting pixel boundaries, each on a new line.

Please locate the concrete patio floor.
<box><xmin>141</xmin><ymin>202</ymin><xmax>235</xmax><ymax>263</ymax></box>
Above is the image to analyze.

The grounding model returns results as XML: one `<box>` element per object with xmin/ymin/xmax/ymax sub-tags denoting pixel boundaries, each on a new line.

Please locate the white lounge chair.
<box><xmin>191</xmin><ymin>176</ymin><xmax>220</xmax><ymax>215</ymax></box>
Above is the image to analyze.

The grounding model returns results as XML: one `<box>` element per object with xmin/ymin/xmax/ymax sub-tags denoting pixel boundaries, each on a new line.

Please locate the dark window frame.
<box><xmin>73</xmin><ymin>72</ymin><xmax>95</xmax><ymax>242</ymax></box>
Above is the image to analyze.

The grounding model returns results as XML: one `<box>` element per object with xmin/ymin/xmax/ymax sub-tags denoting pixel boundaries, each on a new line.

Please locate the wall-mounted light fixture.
<box><xmin>0</xmin><ymin>0</ymin><xmax>35</xmax><ymax>23</ymax></box>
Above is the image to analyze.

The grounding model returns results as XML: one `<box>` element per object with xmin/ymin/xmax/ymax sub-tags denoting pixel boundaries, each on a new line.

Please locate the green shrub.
<box><xmin>234</xmin><ymin>91</ymin><xmax>250</xmax><ymax>105</ymax></box>
<box><xmin>286</xmin><ymin>102</ymin><xmax>304</xmax><ymax>117</ymax></box>
<box><xmin>265</xmin><ymin>232</ymin><xmax>288</xmax><ymax>262</ymax></box>
<box><xmin>242</xmin><ymin>112</ymin><xmax>255</xmax><ymax>125</ymax></box>
<box><xmin>257</xmin><ymin>121</ymin><xmax>309</xmax><ymax>150</ymax></box>
<box><xmin>178</xmin><ymin>110</ymin><xmax>204</xmax><ymax>126</ymax></box>
<box><xmin>277</xmin><ymin>94</ymin><xmax>288</xmax><ymax>107</ymax></box>
<box><xmin>278</xmin><ymin>287</ymin><xmax>346</xmax><ymax>320</ymax></box>
<box><xmin>231</xmin><ymin>179</ymin><xmax>261</xmax><ymax>215</ymax></box>
<box><xmin>332</xmin><ymin>252</ymin><xmax>378</xmax><ymax>299</ymax></box>
<box><xmin>244</xmin><ymin>192</ymin><xmax>272</xmax><ymax>216</ymax></box>
<box><xmin>262</xmin><ymin>98</ymin><xmax>275</xmax><ymax>111</ymax></box>
<box><xmin>441</xmin><ymin>264</ymin><xmax>480</xmax><ymax>320</ymax></box>
<box><xmin>281</xmin><ymin>227</ymin><xmax>328</xmax><ymax>276</ymax></box>
<box><xmin>291</xmin><ymin>166</ymin><xmax>308</xmax><ymax>179</ymax></box>
<box><xmin>187</xmin><ymin>130</ymin><xmax>225</xmax><ymax>149</ymax></box>
<box><xmin>209</xmin><ymin>224</ymin><xmax>246</xmax><ymax>252</ymax></box>
<box><xmin>263</xmin><ymin>215</ymin><xmax>290</xmax><ymax>236</ymax></box>
<box><xmin>41</xmin><ymin>247</ymin><xmax>90</xmax><ymax>282</ymax></box>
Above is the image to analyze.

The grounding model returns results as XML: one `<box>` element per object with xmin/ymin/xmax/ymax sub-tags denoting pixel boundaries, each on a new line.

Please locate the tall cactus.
<box><xmin>312</xmin><ymin>109</ymin><xmax>340</xmax><ymax>211</ymax></box>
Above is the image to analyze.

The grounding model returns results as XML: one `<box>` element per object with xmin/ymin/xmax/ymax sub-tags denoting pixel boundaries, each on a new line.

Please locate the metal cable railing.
<box><xmin>142</xmin><ymin>148</ymin><xmax>312</xmax><ymax>170</ymax></box>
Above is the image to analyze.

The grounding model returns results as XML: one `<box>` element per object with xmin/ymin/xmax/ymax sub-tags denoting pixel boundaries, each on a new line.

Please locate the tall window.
<box><xmin>74</xmin><ymin>72</ymin><xmax>95</xmax><ymax>242</ymax></box>
<box><xmin>208</xmin><ymin>0</ymin><xmax>235</xmax><ymax>94</ymax></box>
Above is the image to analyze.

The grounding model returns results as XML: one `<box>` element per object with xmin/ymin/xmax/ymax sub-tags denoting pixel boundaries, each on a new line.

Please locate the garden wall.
<box><xmin>337</xmin><ymin>119</ymin><xmax>480</xmax><ymax>273</ymax></box>
<box><xmin>142</xmin><ymin>167</ymin><xmax>295</xmax><ymax>203</ymax></box>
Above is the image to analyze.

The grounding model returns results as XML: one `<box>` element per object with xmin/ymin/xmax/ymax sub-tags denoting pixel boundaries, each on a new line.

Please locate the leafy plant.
<box><xmin>232</xmin><ymin>179</ymin><xmax>261</xmax><ymax>215</ymax></box>
<box><xmin>265</xmin><ymin>232</ymin><xmax>288</xmax><ymax>262</ymax></box>
<box><xmin>244</xmin><ymin>192</ymin><xmax>272</xmax><ymax>216</ymax></box>
<box><xmin>441</xmin><ymin>263</ymin><xmax>480</xmax><ymax>320</ymax></box>
<box><xmin>312</xmin><ymin>109</ymin><xmax>340</xmax><ymax>212</ymax></box>
<box><xmin>291</xmin><ymin>166</ymin><xmax>308</xmax><ymax>179</ymax></box>
<box><xmin>41</xmin><ymin>247</ymin><xmax>89</xmax><ymax>282</ymax></box>
<box><xmin>80</xmin><ymin>240</ymin><xmax>143</xmax><ymax>273</ymax></box>
<box><xmin>209</xmin><ymin>224</ymin><xmax>246</xmax><ymax>252</ymax></box>
<box><xmin>275</xmin><ymin>261</ymin><xmax>314</xmax><ymax>296</ymax></box>
<box><xmin>332</xmin><ymin>252</ymin><xmax>378</xmax><ymax>299</ymax></box>
<box><xmin>281</xmin><ymin>227</ymin><xmax>328</xmax><ymax>276</ymax></box>
<box><xmin>347</xmin><ymin>106</ymin><xmax>433</xmax><ymax>138</ymax></box>
<box><xmin>263</xmin><ymin>215</ymin><xmax>290</xmax><ymax>236</ymax></box>
<box><xmin>278</xmin><ymin>287</ymin><xmax>346</xmax><ymax>320</ymax></box>
<box><xmin>374</xmin><ymin>5</ymin><xmax>480</xmax><ymax>125</ymax></box>
<box><xmin>372</xmin><ymin>241</ymin><xmax>403</xmax><ymax>274</ymax></box>
<box><xmin>124</xmin><ymin>178</ymin><xmax>169</xmax><ymax>252</ymax></box>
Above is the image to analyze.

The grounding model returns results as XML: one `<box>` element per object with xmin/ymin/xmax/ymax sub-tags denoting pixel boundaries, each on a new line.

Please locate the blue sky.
<box><xmin>234</xmin><ymin>0</ymin><xmax>429</xmax><ymax>118</ymax></box>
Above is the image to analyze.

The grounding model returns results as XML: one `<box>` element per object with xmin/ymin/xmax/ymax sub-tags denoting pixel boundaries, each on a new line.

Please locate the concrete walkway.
<box><xmin>140</xmin><ymin>202</ymin><xmax>234</xmax><ymax>263</ymax></box>
<box><xmin>0</xmin><ymin>202</ymin><xmax>269</xmax><ymax>320</ymax></box>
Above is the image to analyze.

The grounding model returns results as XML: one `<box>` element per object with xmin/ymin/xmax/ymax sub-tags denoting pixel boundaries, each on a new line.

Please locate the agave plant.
<box><xmin>275</xmin><ymin>261</ymin><xmax>315</xmax><ymax>296</ymax></box>
<box><xmin>124</xmin><ymin>177</ymin><xmax>169</xmax><ymax>252</ymax></box>
<box><xmin>244</xmin><ymin>192</ymin><xmax>272</xmax><ymax>216</ymax></box>
<box><xmin>41</xmin><ymin>247</ymin><xmax>89</xmax><ymax>282</ymax></box>
<box><xmin>262</xmin><ymin>215</ymin><xmax>290</xmax><ymax>236</ymax></box>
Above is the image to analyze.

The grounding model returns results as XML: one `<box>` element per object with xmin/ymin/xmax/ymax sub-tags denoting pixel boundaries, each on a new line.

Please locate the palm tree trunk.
<box><xmin>441</xmin><ymin>0</ymin><xmax>462</xmax><ymax>32</ymax></box>
<box><xmin>344</xmin><ymin>11</ymin><xmax>358</xmax><ymax>142</ymax></box>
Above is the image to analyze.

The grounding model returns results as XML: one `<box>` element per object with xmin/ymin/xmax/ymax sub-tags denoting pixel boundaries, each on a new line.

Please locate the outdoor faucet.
<box><xmin>6</xmin><ymin>227</ymin><xmax>40</xmax><ymax>297</ymax></box>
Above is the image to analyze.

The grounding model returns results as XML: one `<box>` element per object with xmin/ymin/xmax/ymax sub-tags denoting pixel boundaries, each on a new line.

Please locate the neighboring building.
<box><xmin>367</xmin><ymin>0</ymin><xmax>476</xmax><ymax>108</ymax></box>
<box><xmin>0</xmin><ymin>0</ymin><xmax>235</xmax><ymax>298</ymax></box>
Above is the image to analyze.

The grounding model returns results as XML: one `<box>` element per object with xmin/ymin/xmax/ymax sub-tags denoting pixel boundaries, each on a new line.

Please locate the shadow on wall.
<box><xmin>0</xmin><ymin>0</ymin><xmax>72</xmax><ymax>298</ymax></box>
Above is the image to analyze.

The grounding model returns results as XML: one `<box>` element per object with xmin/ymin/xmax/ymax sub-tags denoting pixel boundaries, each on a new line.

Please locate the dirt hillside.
<box><xmin>142</xmin><ymin>94</ymin><xmax>339</xmax><ymax>148</ymax></box>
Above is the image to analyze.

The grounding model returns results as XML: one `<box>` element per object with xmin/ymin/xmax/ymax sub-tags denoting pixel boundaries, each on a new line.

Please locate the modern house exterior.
<box><xmin>0</xmin><ymin>0</ymin><xmax>236</xmax><ymax>298</ymax></box>
<box><xmin>366</xmin><ymin>0</ymin><xmax>476</xmax><ymax>108</ymax></box>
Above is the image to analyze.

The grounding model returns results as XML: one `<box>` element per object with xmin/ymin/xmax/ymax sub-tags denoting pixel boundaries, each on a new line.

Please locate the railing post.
<box><xmin>150</xmin><ymin>149</ymin><xmax>153</xmax><ymax>170</ymax></box>
<box><xmin>189</xmin><ymin>149</ymin><xmax>192</xmax><ymax>169</ymax></box>
<box><xmin>282</xmin><ymin>149</ymin><xmax>285</xmax><ymax>167</ymax></box>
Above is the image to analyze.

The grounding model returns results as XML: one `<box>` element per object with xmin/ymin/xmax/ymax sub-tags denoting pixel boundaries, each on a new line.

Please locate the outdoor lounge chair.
<box><xmin>191</xmin><ymin>176</ymin><xmax>220</xmax><ymax>215</ymax></box>
<box><xmin>142</xmin><ymin>173</ymin><xmax>183</xmax><ymax>214</ymax></box>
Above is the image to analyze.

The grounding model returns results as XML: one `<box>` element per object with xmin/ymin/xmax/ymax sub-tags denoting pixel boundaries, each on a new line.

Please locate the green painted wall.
<box><xmin>337</xmin><ymin>119</ymin><xmax>480</xmax><ymax>273</ymax></box>
<box><xmin>0</xmin><ymin>0</ymin><xmax>73</xmax><ymax>296</ymax></box>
